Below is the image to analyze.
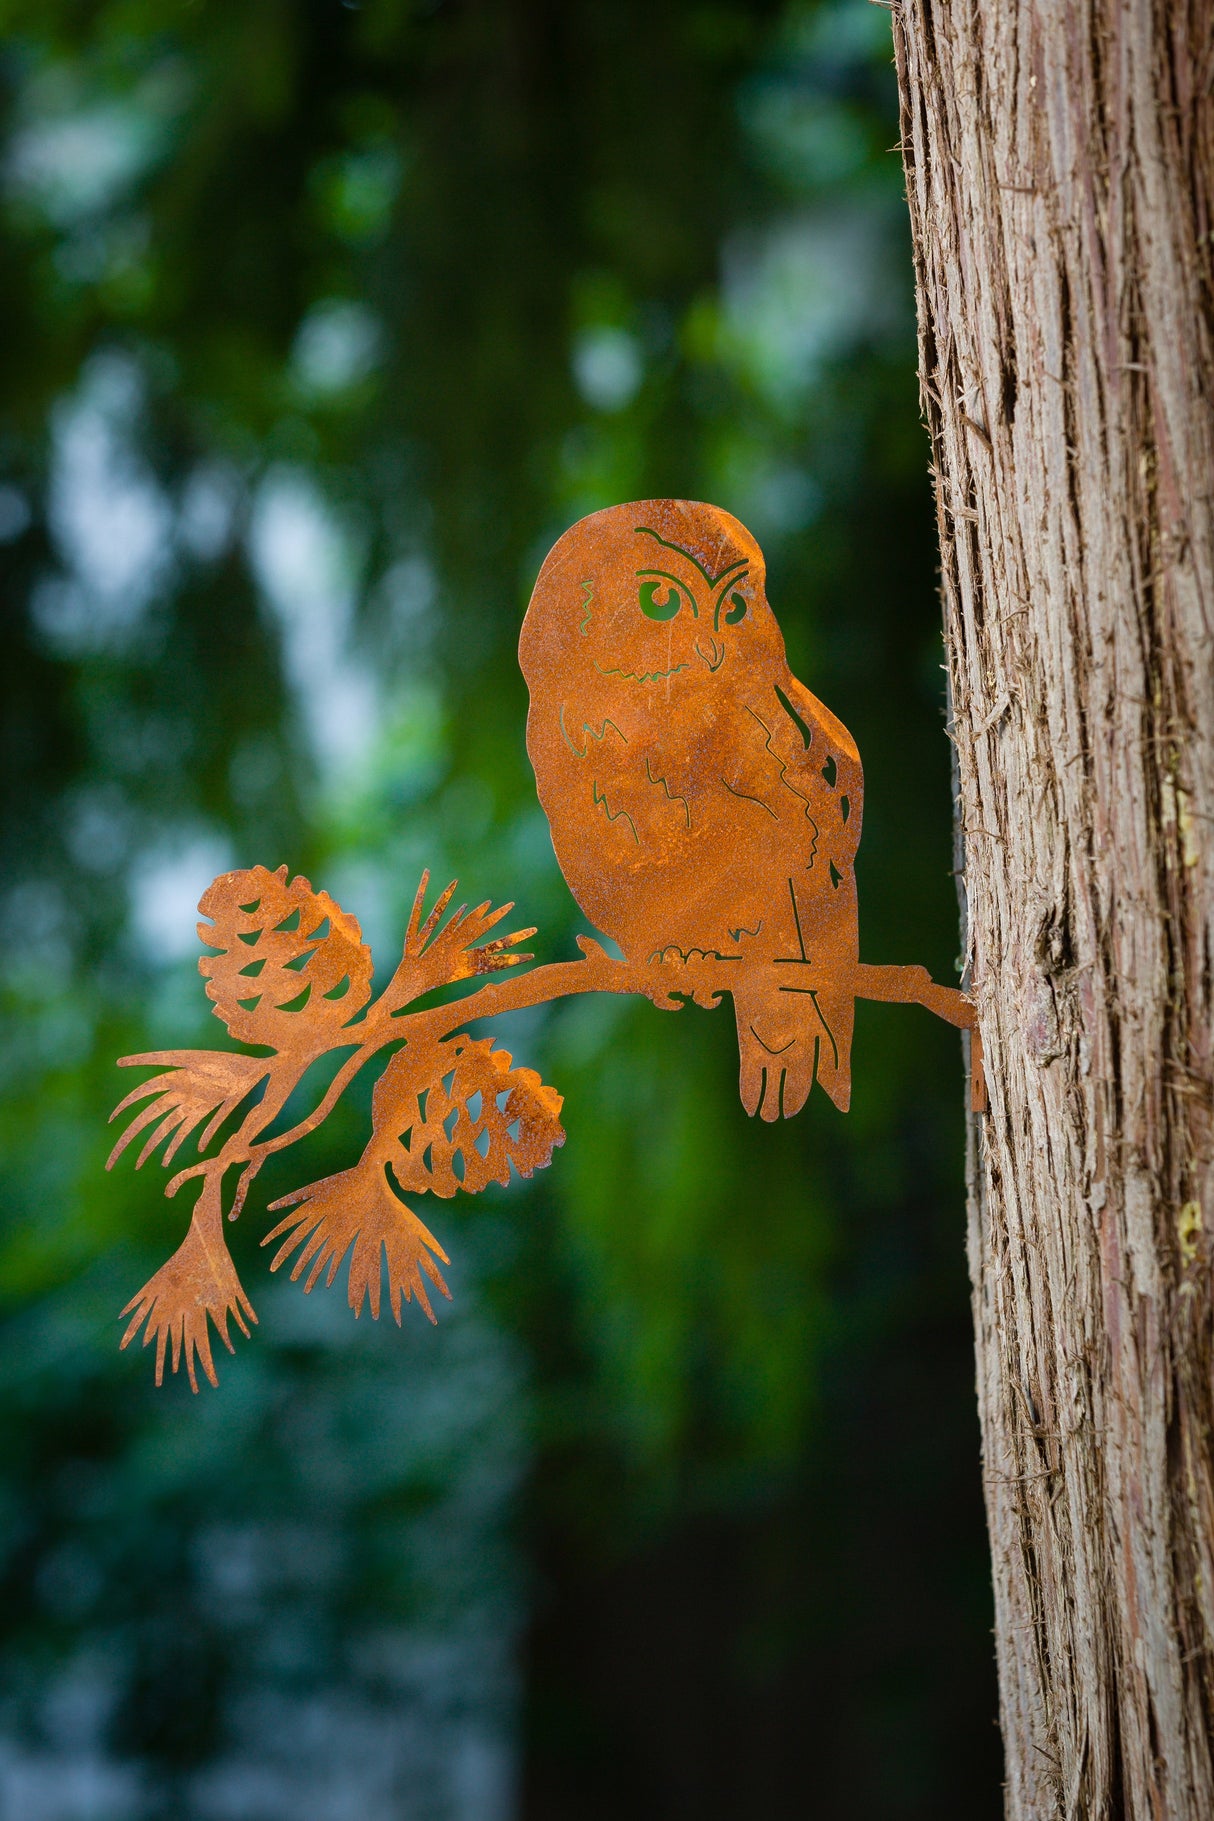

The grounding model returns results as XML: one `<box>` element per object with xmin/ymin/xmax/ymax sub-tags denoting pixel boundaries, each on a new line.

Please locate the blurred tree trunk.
<box><xmin>891</xmin><ymin>2</ymin><xmax>1214</xmax><ymax>1815</ymax></box>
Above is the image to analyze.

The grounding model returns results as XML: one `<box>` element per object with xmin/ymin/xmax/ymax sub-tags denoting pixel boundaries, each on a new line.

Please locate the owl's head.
<box><xmin>519</xmin><ymin>499</ymin><xmax>784</xmax><ymax>693</ymax></box>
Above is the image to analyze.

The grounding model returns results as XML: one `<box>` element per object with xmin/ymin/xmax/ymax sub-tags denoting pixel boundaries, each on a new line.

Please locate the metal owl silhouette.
<box><xmin>103</xmin><ymin>495</ymin><xmax>982</xmax><ymax>1391</ymax></box>
<box><xmin>523</xmin><ymin>499</ymin><xmax>867</xmax><ymax>1119</ymax></box>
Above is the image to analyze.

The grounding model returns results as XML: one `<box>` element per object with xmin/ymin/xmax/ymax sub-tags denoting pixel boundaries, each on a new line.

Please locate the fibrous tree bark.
<box><xmin>891</xmin><ymin>2</ymin><xmax>1214</xmax><ymax>1815</ymax></box>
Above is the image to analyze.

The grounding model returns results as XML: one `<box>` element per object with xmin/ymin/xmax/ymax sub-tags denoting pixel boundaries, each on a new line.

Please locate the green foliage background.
<box><xmin>0</xmin><ymin>1</ymin><xmax>1000</xmax><ymax>1814</ymax></box>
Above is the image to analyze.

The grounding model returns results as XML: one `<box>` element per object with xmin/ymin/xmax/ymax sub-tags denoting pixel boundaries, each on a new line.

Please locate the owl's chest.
<box><xmin>537</xmin><ymin>704</ymin><xmax>846</xmax><ymax>961</ymax></box>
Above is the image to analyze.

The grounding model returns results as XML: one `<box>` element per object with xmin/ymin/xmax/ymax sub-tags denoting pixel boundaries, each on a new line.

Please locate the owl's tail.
<box><xmin>731</xmin><ymin>976</ymin><xmax>854</xmax><ymax>1119</ymax></box>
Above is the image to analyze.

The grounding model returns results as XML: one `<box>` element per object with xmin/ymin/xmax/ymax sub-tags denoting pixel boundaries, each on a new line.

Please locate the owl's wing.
<box><xmin>781</xmin><ymin>670</ymin><xmax>862</xmax><ymax>858</ymax></box>
<box><xmin>719</xmin><ymin>672</ymin><xmax>862</xmax><ymax>869</ymax></box>
<box><xmin>725</xmin><ymin>674</ymin><xmax>862</xmax><ymax>1115</ymax></box>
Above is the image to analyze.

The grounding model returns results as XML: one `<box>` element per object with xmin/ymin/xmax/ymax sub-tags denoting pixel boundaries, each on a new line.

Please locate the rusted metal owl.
<box><xmin>520</xmin><ymin>499</ymin><xmax>863</xmax><ymax>1120</ymax></box>
<box><xmin>102</xmin><ymin>497</ymin><xmax>981</xmax><ymax>1392</ymax></box>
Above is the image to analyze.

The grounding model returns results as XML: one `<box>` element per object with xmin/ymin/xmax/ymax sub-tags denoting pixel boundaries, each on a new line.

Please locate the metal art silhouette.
<box><xmin>107</xmin><ymin>499</ymin><xmax>982</xmax><ymax>1390</ymax></box>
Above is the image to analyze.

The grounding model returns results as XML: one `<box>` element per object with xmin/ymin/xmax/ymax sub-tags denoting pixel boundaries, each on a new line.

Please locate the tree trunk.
<box><xmin>891</xmin><ymin>2</ymin><xmax>1214</xmax><ymax>1814</ymax></box>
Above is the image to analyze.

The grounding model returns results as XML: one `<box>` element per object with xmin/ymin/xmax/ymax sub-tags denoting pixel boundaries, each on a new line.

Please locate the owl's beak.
<box><xmin>694</xmin><ymin>635</ymin><xmax>724</xmax><ymax>671</ymax></box>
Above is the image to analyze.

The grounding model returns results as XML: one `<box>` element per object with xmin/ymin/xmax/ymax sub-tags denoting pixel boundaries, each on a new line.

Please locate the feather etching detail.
<box><xmin>105</xmin><ymin>500</ymin><xmax>982</xmax><ymax>1390</ymax></box>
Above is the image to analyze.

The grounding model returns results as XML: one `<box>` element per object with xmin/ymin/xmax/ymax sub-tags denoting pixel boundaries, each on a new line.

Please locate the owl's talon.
<box><xmin>778</xmin><ymin>1065</ymin><xmax>813</xmax><ymax>1119</ymax></box>
<box><xmin>739</xmin><ymin>1061</ymin><xmax>765</xmax><ymax>1119</ymax></box>
<box><xmin>759</xmin><ymin>1068</ymin><xmax>784</xmax><ymax>1122</ymax></box>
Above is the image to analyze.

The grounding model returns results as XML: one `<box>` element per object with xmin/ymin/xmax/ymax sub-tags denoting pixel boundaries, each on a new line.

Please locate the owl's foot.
<box><xmin>734</xmin><ymin>987</ymin><xmax>853</xmax><ymax>1118</ymax></box>
<box><xmin>738</xmin><ymin>1042</ymin><xmax>820</xmax><ymax>1122</ymax></box>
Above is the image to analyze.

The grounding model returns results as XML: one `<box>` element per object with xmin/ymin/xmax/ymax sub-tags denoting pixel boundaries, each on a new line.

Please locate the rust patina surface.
<box><xmin>523</xmin><ymin>498</ymin><xmax>866</xmax><ymax>1117</ymax></box>
<box><xmin>106</xmin><ymin>500</ymin><xmax>980</xmax><ymax>1388</ymax></box>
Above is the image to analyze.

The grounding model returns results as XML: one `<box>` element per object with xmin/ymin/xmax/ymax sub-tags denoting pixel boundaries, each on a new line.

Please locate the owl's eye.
<box><xmin>723</xmin><ymin>591</ymin><xmax>747</xmax><ymax>625</ymax></box>
<box><xmin>638</xmin><ymin>579</ymin><xmax>691</xmax><ymax>621</ymax></box>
